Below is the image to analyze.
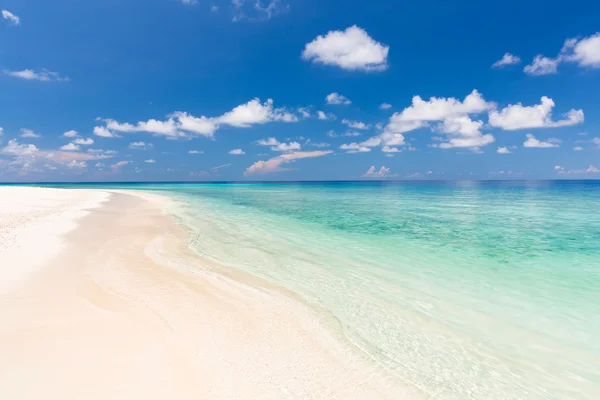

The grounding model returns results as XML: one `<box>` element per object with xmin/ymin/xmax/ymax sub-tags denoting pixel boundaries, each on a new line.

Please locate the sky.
<box><xmin>0</xmin><ymin>0</ymin><xmax>599</xmax><ymax>182</ymax></box>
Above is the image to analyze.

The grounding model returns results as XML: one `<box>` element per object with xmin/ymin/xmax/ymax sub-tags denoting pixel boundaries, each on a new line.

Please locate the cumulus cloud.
<box><xmin>60</xmin><ymin>143</ymin><xmax>80</xmax><ymax>151</ymax></box>
<box><xmin>574</xmin><ymin>146</ymin><xmax>583</xmax><ymax>151</ymax></box>
<box><xmin>2</xmin><ymin>10</ymin><xmax>20</xmax><ymax>25</ymax></box>
<box><xmin>256</xmin><ymin>137</ymin><xmax>301</xmax><ymax>152</ymax></box>
<box><xmin>95</xmin><ymin>98</ymin><xmax>298</xmax><ymax>140</ymax></box>
<box><xmin>564</xmin><ymin>33</ymin><xmax>600</xmax><ymax>67</ymax></box>
<box><xmin>492</xmin><ymin>53</ymin><xmax>521</xmax><ymax>68</ymax></box>
<box><xmin>523</xmin><ymin>33</ymin><xmax>600</xmax><ymax>75</ymax></box>
<box><xmin>556</xmin><ymin>165</ymin><xmax>599</xmax><ymax>174</ymax></box>
<box><xmin>362</xmin><ymin>166</ymin><xmax>392</xmax><ymax>178</ymax></box>
<box><xmin>488</xmin><ymin>96</ymin><xmax>584</xmax><ymax>130</ymax></box>
<box><xmin>216</xmin><ymin>98</ymin><xmax>297</xmax><ymax>127</ymax></box>
<box><xmin>19</xmin><ymin>128</ymin><xmax>40</xmax><ymax>138</ymax></box>
<box><xmin>341</xmin><ymin>119</ymin><xmax>370</xmax><ymax>130</ymax></box>
<box><xmin>339</xmin><ymin>142</ymin><xmax>372</xmax><ymax>153</ymax></box>
<box><xmin>325</xmin><ymin>92</ymin><xmax>351</xmax><ymax>105</ymax></box>
<box><xmin>3</xmin><ymin>69</ymin><xmax>69</xmax><ymax>81</ymax></box>
<box><xmin>63</xmin><ymin>130</ymin><xmax>78</xmax><ymax>138</ymax></box>
<box><xmin>229</xmin><ymin>148</ymin><xmax>245</xmax><ymax>155</ymax></box>
<box><xmin>244</xmin><ymin>150</ymin><xmax>332</xmax><ymax>175</ymax></box>
<box><xmin>180</xmin><ymin>0</ymin><xmax>198</xmax><ymax>5</ymax></box>
<box><xmin>171</xmin><ymin>112</ymin><xmax>218</xmax><ymax>137</ymax></box>
<box><xmin>379</xmin><ymin>103</ymin><xmax>392</xmax><ymax>110</ymax></box>
<box><xmin>497</xmin><ymin>146</ymin><xmax>511</xmax><ymax>154</ymax></box>
<box><xmin>298</xmin><ymin>107</ymin><xmax>311</xmax><ymax>119</ymax></box>
<box><xmin>524</xmin><ymin>55</ymin><xmax>560</xmax><ymax>76</ymax></box>
<box><xmin>523</xmin><ymin>134</ymin><xmax>559</xmax><ymax>148</ymax></box>
<box><xmin>129</xmin><ymin>141</ymin><xmax>153</xmax><ymax>149</ymax></box>
<box><xmin>302</xmin><ymin>26</ymin><xmax>389</xmax><ymax>71</ymax></box>
<box><xmin>93</xmin><ymin>126</ymin><xmax>119</xmax><ymax>138</ymax></box>
<box><xmin>105</xmin><ymin>118</ymin><xmax>183</xmax><ymax>138</ymax></box>
<box><xmin>144</xmin><ymin>159</ymin><xmax>156</xmax><ymax>163</ymax></box>
<box><xmin>383</xmin><ymin>90</ymin><xmax>494</xmax><ymax>150</ymax></box>
<box><xmin>188</xmin><ymin>150</ymin><xmax>204</xmax><ymax>154</ymax></box>
<box><xmin>73</xmin><ymin>137</ymin><xmax>94</xmax><ymax>145</ymax></box>
<box><xmin>317</xmin><ymin>110</ymin><xmax>336</xmax><ymax>120</ymax></box>
<box><xmin>1</xmin><ymin>140</ymin><xmax>39</xmax><ymax>156</ymax></box>
<box><xmin>67</xmin><ymin>160</ymin><xmax>87</xmax><ymax>169</ymax></box>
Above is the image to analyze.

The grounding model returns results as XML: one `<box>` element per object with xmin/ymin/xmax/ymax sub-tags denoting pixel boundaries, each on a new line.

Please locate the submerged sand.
<box><xmin>0</xmin><ymin>187</ymin><xmax>417</xmax><ymax>399</ymax></box>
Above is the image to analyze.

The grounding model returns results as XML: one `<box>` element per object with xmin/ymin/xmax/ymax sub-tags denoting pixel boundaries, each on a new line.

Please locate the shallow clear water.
<box><xmin>27</xmin><ymin>181</ymin><xmax>600</xmax><ymax>398</ymax></box>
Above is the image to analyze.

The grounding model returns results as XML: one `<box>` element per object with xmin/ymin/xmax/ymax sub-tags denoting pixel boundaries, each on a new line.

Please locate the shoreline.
<box><xmin>0</xmin><ymin>187</ymin><xmax>418</xmax><ymax>399</ymax></box>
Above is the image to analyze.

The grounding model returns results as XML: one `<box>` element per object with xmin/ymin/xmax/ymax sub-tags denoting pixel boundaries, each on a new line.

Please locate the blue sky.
<box><xmin>1</xmin><ymin>0</ymin><xmax>599</xmax><ymax>181</ymax></box>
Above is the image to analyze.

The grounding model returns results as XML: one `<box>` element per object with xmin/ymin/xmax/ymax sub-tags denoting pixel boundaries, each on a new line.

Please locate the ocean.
<box><xmin>25</xmin><ymin>181</ymin><xmax>600</xmax><ymax>398</ymax></box>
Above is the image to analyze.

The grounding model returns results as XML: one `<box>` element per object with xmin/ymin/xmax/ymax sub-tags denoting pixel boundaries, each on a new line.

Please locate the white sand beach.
<box><xmin>0</xmin><ymin>187</ymin><xmax>416</xmax><ymax>400</ymax></box>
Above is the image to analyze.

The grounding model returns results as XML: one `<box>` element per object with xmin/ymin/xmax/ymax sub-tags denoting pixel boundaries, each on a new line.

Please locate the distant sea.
<box><xmin>14</xmin><ymin>181</ymin><xmax>600</xmax><ymax>399</ymax></box>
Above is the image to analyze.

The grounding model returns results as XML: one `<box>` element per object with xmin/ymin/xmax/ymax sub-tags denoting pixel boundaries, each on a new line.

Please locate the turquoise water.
<box><xmin>18</xmin><ymin>181</ymin><xmax>600</xmax><ymax>398</ymax></box>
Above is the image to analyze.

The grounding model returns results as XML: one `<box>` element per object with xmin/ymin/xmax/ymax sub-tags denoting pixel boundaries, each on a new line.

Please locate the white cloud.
<box><xmin>308</xmin><ymin>142</ymin><xmax>330</xmax><ymax>148</ymax></box>
<box><xmin>188</xmin><ymin>150</ymin><xmax>204</xmax><ymax>154</ymax></box>
<box><xmin>229</xmin><ymin>148</ymin><xmax>245</xmax><ymax>155</ymax></box>
<box><xmin>493</xmin><ymin>53</ymin><xmax>521</xmax><ymax>68</ymax></box>
<box><xmin>232</xmin><ymin>0</ymin><xmax>288</xmax><ymax>22</ymax></box>
<box><xmin>379</xmin><ymin>103</ymin><xmax>392</xmax><ymax>110</ymax></box>
<box><xmin>339</xmin><ymin>143</ymin><xmax>372</xmax><ymax>153</ymax></box>
<box><xmin>557</xmin><ymin>165</ymin><xmax>600</xmax><ymax>174</ymax></box>
<box><xmin>523</xmin><ymin>33</ymin><xmax>600</xmax><ymax>75</ymax></box>
<box><xmin>63</xmin><ymin>130</ymin><xmax>78</xmax><ymax>138</ymax></box>
<box><xmin>384</xmin><ymin>90</ymin><xmax>494</xmax><ymax>150</ymax></box>
<box><xmin>389</xmin><ymin>90</ymin><xmax>491</xmax><ymax>125</ymax></box>
<box><xmin>1</xmin><ymin>139</ymin><xmax>39</xmax><ymax>156</ymax></box>
<box><xmin>488</xmin><ymin>96</ymin><xmax>584</xmax><ymax>130</ymax></box>
<box><xmin>20</xmin><ymin>128</ymin><xmax>40</xmax><ymax>138</ymax></box>
<box><xmin>4</xmin><ymin>69</ymin><xmax>68</xmax><ymax>81</ymax></box>
<box><xmin>524</xmin><ymin>55</ymin><xmax>560</xmax><ymax>76</ymax></box>
<box><xmin>317</xmin><ymin>110</ymin><xmax>336</xmax><ymax>120</ymax></box>
<box><xmin>523</xmin><ymin>133</ymin><xmax>559</xmax><ymax>148</ymax></box>
<box><xmin>67</xmin><ymin>160</ymin><xmax>87</xmax><ymax>169</ymax></box>
<box><xmin>180</xmin><ymin>0</ymin><xmax>198</xmax><ymax>5</ymax></box>
<box><xmin>343</xmin><ymin>131</ymin><xmax>362</xmax><ymax>137</ymax></box>
<box><xmin>302</xmin><ymin>26</ymin><xmax>389</xmax><ymax>71</ymax></box>
<box><xmin>171</xmin><ymin>112</ymin><xmax>218</xmax><ymax>137</ymax></box>
<box><xmin>60</xmin><ymin>143</ymin><xmax>80</xmax><ymax>151</ymax></box>
<box><xmin>434</xmin><ymin>115</ymin><xmax>494</xmax><ymax>149</ymax></box>
<box><xmin>0</xmin><ymin>127</ymin><xmax>3</xmax><ymax>136</ymax></box>
<box><xmin>95</xmin><ymin>162</ymin><xmax>105</xmax><ymax>168</ymax></box>
<box><xmin>497</xmin><ymin>146</ymin><xmax>511</xmax><ymax>154</ymax></box>
<box><xmin>144</xmin><ymin>159</ymin><xmax>156</xmax><ymax>163</ymax></box>
<box><xmin>93</xmin><ymin>126</ymin><xmax>119</xmax><ymax>138</ymax></box>
<box><xmin>564</xmin><ymin>33</ymin><xmax>600</xmax><ymax>68</ymax></box>
<box><xmin>298</xmin><ymin>107</ymin><xmax>311</xmax><ymax>119</ymax></box>
<box><xmin>96</xmin><ymin>98</ymin><xmax>298</xmax><ymax>141</ymax></box>
<box><xmin>244</xmin><ymin>150</ymin><xmax>332</xmax><ymax>175</ymax></box>
<box><xmin>2</xmin><ymin>10</ymin><xmax>20</xmax><ymax>25</ymax></box>
<box><xmin>382</xmin><ymin>146</ymin><xmax>400</xmax><ymax>153</ymax></box>
<box><xmin>341</xmin><ymin>119</ymin><xmax>370</xmax><ymax>130</ymax></box>
<box><xmin>362</xmin><ymin>166</ymin><xmax>392</xmax><ymax>178</ymax></box>
<box><xmin>73</xmin><ymin>137</ymin><xmax>94</xmax><ymax>145</ymax></box>
<box><xmin>216</xmin><ymin>98</ymin><xmax>297</xmax><ymax>127</ymax></box>
<box><xmin>256</xmin><ymin>137</ymin><xmax>301</xmax><ymax>152</ymax></box>
<box><xmin>105</xmin><ymin>118</ymin><xmax>184</xmax><ymax>138</ymax></box>
<box><xmin>574</xmin><ymin>146</ymin><xmax>583</xmax><ymax>151</ymax></box>
<box><xmin>326</xmin><ymin>92</ymin><xmax>351</xmax><ymax>105</ymax></box>
<box><xmin>211</xmin><ymin>5</ymin><xmax>219</xmax><ymax>12</ymax></box>
<box><xmin>129</xmin><ymin>141</ymin><xmax>153</xmax><ymax>149</ymax></box>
